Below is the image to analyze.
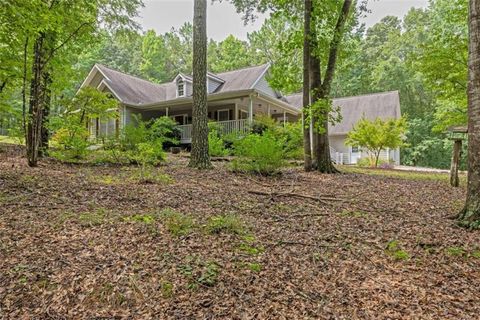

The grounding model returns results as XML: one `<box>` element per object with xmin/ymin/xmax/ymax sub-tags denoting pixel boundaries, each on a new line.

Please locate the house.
<box><xmin>79</xmin><ymin>63</ymin><xmax>401</xmax><ymax>165</ymax></box>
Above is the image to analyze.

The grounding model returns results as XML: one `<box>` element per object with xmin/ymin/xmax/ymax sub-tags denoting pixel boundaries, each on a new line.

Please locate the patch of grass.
<box><xmin>197</xmin><ymin>262</ymin><xmax>220</xmax><ymax>287</ymax></box>
<box><xmin>91</xmin><ymin>174</ymin><xmax>123</xmax><ymax>185</ymax></box>
<box><xmin>470</xmin><ymin>250</ymin><xmax>480</xmax><ymax>259</ymax></box>
<box><xmin>445</xmin><ymin>246</ymin><xmax>466</xmax><ymax>257</ymax></box>
<box><xmin>385</xmin><ymin>240</ymin><xmax>410</xmax><ymax>261</ymax></box>
<box><xmin>161</xmin><ymin>281</ymin><xmax>174</xmax><ymax>298</ymax></box>
<box><xmin>178</xmin><ymin>256</ymin><xmax>220</xmax><ymax>289</ymax></box>
<box><xmin>124</xmin><ymin>214</ymin><xmax>156</xmax><ymax>224</ymax></box>
<box><xmin>128</xmin><ymin>167</ymin><xmax>173</xmax><ymax>185</ymax></box>
<box><xmin>339</xmin><ymin>210</ymin><xmax>368</xmax><ymax>218</ymax></box>
<box><xmin>237</xmin><ymin>242</ymin><xmax>264</xmax><ymax>255</ymax></box>
<box><xmin>78</xmin><ymin>208</ymin><xmax>110</xmax><ymax>227</ymax></box>
<box><xmin>340</xmin><ymin>166</ymin><xmax>467</xmax><ymax>186</ymax></box>
<box><xmin>205</xmin><ymin>214</ymin><xmax>246</xmax><ymax>235</ymax></box>
<box><xmin>162</xmin><ymin>209</ymin><xmax>194</xmax><ymax>237</ymax></box>
<box><xmin>246</xmin><ymin>262</ymin><xmax>262</xmax><ymax>273</ymax></box>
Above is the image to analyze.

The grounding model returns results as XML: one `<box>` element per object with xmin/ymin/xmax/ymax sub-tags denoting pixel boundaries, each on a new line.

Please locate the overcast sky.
<box><xmin>137</xmin><ymin>0</ymin><xmax>429</xmax><ymax>41</ymax></box>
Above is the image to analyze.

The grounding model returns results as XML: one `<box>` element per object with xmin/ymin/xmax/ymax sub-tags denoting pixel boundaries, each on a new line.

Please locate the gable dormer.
<box><xmin>174</xmin><ymin>73</ymin><xmax>192</xmax><ymax>97</ymax></box>
<box><xmin>174</xmin><ymin>72</ymin><xmax>225</xmax><ymax>96</ymax></box>
<box><xmin>207</xmin><ymin>72</ymin><xmax>225</xmax><ymax>93</ymax></box>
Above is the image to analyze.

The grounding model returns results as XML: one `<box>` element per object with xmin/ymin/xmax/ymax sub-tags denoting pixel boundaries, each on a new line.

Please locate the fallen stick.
<box><xmin>248</xmin><ymin>190</ymin><xmax>339</xmax><ymax>204</ymax></box>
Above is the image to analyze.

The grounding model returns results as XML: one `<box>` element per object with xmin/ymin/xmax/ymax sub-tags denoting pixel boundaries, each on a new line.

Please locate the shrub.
<box><xmin>231</xmin><ymin>130</ymin><xmax>285</xmax><ymax>175</ymax></box>
<box><xmin>51</xmin><ymin>126</ymin><xmax>90</xmax><ymax>160</ymax></box>
<box><xmin>251</xmin><ymin>115</ymin><xmax>277</xmax><ymax>134</ymax></box>
<box><xmin>148</xmin><ymin>116</ymin><xmax>180</xmax><ymax>149</ymax></box>
<box><xmin>208</xmin><ymin>129</ymin><xmax>229</xmax><ymax>157</ymax></box>
<box><xmin>272</xmin><ymin>121</ymin><xmax>303</xmax><ymax>160</ymax></box>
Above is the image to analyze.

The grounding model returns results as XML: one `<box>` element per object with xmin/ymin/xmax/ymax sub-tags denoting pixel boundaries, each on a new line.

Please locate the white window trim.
<box><xmin>217</xmin><ymin>109</ymin><xmax>230</xmax><ymax>122</ymax></box>
<box><xmin>176</xmin><ymin>78</ymin><xmax>186</xmax><ymax>98</ymax></box>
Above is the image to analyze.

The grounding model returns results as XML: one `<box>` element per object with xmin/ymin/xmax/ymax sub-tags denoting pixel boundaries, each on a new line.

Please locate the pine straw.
<box><xmin>0</xmin><ymin>145</ymin><xmax>479</xmax><ymax>319</ymax></box>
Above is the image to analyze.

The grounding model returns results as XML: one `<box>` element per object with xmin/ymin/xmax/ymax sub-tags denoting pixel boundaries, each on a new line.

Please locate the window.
<box><xmin>239</xmin><ymin>110</ymin><xmax>248</xmax><ymax>120</ymax></box>
<box><xmin>217</xmin><ymin>109</ymin><xmax>230</xmax><ymax>122</ymax></box>
<box><xmin>177</xmin><ymin>79</ymin><xmax>185</xmax><ymax>97</ymax></box>
<box><xmin>172</xmin><ymin>114</ymin><xmax>188</xmax><ymax>125</ymax></box>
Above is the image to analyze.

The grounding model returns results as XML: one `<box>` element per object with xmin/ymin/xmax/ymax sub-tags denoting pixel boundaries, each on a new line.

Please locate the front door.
<box><xmin>351</xmin><ymin>146</ymin><xmax>360</xmax><ymax>164</ymax></box>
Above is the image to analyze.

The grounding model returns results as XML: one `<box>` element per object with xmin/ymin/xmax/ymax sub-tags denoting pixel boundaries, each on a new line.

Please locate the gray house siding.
<box><xmin>253</xmin><ymin>75</ymin><xmax>277</xmax><ymax>98</ymax></box>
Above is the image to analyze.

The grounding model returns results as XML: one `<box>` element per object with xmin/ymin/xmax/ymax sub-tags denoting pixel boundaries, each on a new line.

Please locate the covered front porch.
<box><xmin>129</xmin><ymin>91</ymin><xmax>300</xmax><ymax>144</ymax></box>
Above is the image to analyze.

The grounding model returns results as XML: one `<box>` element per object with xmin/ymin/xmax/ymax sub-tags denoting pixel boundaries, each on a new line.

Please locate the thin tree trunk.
<box><xmin>189</xmin><ymin>0</ymin><xmax>211</xmax><ymax>169</ymax></box>
<box><xmin>40</xmin><ymin>71</ymin><xmax>52</xmax><ymax>157</ymax></box>
<box><xmin>21</xmin><ymin>36</ymin><xmax>29</xmax><ymax>139</ymax></box>
<box><xmin>450</xmin><ymin>140</ymin><xmax>462</xmax><ymax>187</ymax></box>
<box><xmin>457</xmin><ymin>0</ymin><xmax>480</xmax><ymax>228</ymax></box>
<box><xmin>302</xmin><ymin>0</ymin><xmax>313</xmax><ymax>172</ymax></box>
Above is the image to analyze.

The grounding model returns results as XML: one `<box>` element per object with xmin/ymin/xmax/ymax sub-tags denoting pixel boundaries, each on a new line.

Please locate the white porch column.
<box><xmin>267</xmin><ymin>104</ymin><xmax>271</xmax><ymax>116</ymax></box>
<box><xmin>283</xmin><ymin>111</ymin><xmax>286</xmax><ymax>127</ymax></box>
<box><xmin>234</xmin><ymin>103</ymin><xmax>238</xmax><ymax>120</ymax></box>
<box><xmin>166</xmin><ymin>107</ymin><xmax>169</xmax><ymax>117</ymax></box>
<box><xmin>248</xmin><ymin>95</ymin><xmax>253</xmax><ymax>124</ymax></box>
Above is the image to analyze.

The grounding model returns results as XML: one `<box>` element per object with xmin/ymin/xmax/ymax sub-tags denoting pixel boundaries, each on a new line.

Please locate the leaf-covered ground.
<box><xmin>0</xmin><ymin>145</ymin><xmax>479</xmax><ymax>319</ymax></box>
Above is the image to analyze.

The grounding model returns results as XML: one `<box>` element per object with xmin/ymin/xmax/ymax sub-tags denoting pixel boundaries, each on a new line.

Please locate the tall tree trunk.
<box><xmin>302</xmin><ymin>0</ymin><xmax>313</xmax><ymax>172</ymax></box>
<box><xmin>457</xmin><ymin>0</ymin><xmax>480</xmax><ymax>228</ymax></box>
<box><xmin>313</xmin><ymin>0</ymin><xmax>352</xmax><ymax>174</ymax></box>
<box><xmin>27</xmin><ymin>34</ymin><xmax>46</xmax><ymax>167</ymax></box>
<box><xmin>40</xmin><ymin>71</ymin><xmax>52</xmax><ymax>157</ymax></box>
<box><xmin>189</xmin><ymin>0</ymin><xmax>211</xmax><ymax>169</ymax></box>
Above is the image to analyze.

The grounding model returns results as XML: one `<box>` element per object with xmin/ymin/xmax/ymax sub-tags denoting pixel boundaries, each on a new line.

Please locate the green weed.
<box><xmin>205</xmin><ymin>214</ymin><xmax>246</xmax><ymax>235</ymax></box>
<box><xmin>162</xmin><ymin>209</ymin><xmax>194</xmax><ymax>236</ymax></box>
<box><xmin>125</xmin><ymin>214</ymin><xmax>156</xmax><ymax>224</ymax></box>
<box><xmin>161</xmin><ymin>281</ymin><xmax>174</xmax><ymax>298</ymax></box>
<box><xmin>246</xmin><ymin>262</ymin><xmax>262</xmax><ymax>273</ymax></box>
<box><xmin>385</xmin><ymin>240</ymin><xmax>410</xmax><ymax>261</ymax></box>
<box><xmin>78</xmin><ymin>208</ymin><xmax>110</xmax><ymax>227</ymax></box>
<box><xmin>445</xmin><ymin>247</ymin><xmax>466</xmax><ymax>257</ymax></box>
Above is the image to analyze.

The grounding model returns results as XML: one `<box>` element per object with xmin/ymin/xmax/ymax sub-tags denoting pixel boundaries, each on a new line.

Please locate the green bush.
<box><xmin>51</xmin><ymin>126</ymin><xmax>91</xmax><ymax>160</ymax></box>
<box><xmin>231</xmin><ymin>130</ymin><xmax>285</xmax><ymax>175</ymax></box>
<box><xmin>272</xmin><ymin>121</ymin><xmax>303</xmax><ymax>160</ymax></box>
<box><xmin>251</xmin><ymin>115</ymin><xmax>277</xmax><ymax>134</ymax></box>
<box><xmin>148</xmin><ymin>116</ymin><xmax>180</xmax><ymax>149</ymax></box>
<box><xmin>208</xmin><ymin>129</ymin><xmax>229</xmax><ymax>157</ymax></box>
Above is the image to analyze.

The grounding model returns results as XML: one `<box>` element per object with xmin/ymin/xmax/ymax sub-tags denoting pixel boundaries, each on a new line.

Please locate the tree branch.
<box><xmin>43</xmin><ymin>21</ymin><xmax>94</xmax><ymax>66</ymax></box>
<box><xmin>321</xmin><ymin>0</ymin><xmax>353</xmax><ymax>95</ymax></box>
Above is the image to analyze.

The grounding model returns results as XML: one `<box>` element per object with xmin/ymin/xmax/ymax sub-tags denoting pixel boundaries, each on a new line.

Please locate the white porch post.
<box><xmin>283</xmin><ymin>111</ymin><xmax>286</xmax><ymax>127</ymax></box>
<box><xmin>267</xmin><ymin>104</ymin><xmax>271</xmax><ymax>116</ymax></box>
<box><xmin>166</xmin><ymin>107</ymin><xmax>169</xmax><ymax>117</ymax></box>
<box><xmin>234</xmin><ymin>103</ymin><xmax>238</xmax><ymax>120</ymax></box>
<box><xmin>248</xmin><ymin>95</ymin><xmax>253</xmax><ymax>124</ymax></box>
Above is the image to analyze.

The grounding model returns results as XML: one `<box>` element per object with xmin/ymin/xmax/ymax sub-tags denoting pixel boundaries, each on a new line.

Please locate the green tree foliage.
<box><xmin>50</xmin><ymin>87</ymin><xmax>118</xmax><ymax>159</ymax></box>
<box><xmin>209</xmin><ymin>35</ymin><xmax>256</xmax><ymax>72</ymax></box>
<box><xmin>346</xmin><ymin>117</ymin><xmax>407</xmax><ymax>167</ymax></box>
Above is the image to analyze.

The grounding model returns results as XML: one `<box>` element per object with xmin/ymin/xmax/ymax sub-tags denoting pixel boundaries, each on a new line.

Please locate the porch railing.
<box><xmin>178</xmin><ymin>119</ymin><xmax>249</xmax><ymax>143</ymax></box>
